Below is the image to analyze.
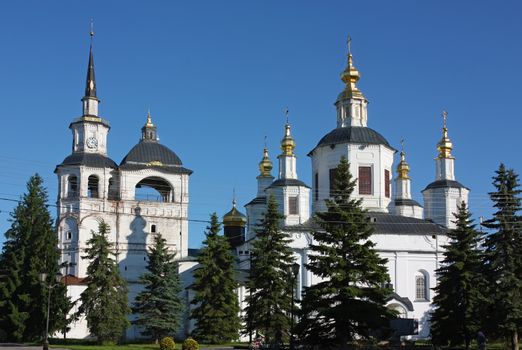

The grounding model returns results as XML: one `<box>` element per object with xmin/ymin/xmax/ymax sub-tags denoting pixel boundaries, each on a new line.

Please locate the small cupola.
<box><xmin>223</xmin><ymin>199</ymin><xmax>247</xmax><ymax>248</ymax></box>
<box><xmin>397</xmin><ymin>140</ymin><xmax>410</xmax><ymax>180</ymax></box>
<box><xmin>141</xmin><ymin>110</ymin><xmax>158</xmax><ymax>142</ymax></box>
<box><xmin>259</xmin><ymin>147</ymin><xmax>273</xmax><ymax>177</ymax></box>
<box><xmin>280</xmin><ymin>123</ymin><xmax>296</xmax><ymax>156</ymax></box>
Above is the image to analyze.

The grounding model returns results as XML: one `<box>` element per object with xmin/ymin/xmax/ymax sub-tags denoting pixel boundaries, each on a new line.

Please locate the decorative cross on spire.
<box><xmin>347</xmin><ymin>35</ymin><xmax>352</xmax><ymax>55</ymax></box>
<box><xmin>284</xmin><ymin>107</ymin><xmax>289</xmax><ymax>124</ymax></box>
<box><xmin>232</xmin><ymin>188</ymin><xmax>237</xmax><ymax>207</ymax></box>
<box><xmin>442</xmin><ymin>110</ymin><xmax>448</xmax><ymax>129</ymax></box>
<box><xmin>264</xmin><ymin>135</ymin><xmax>267</xmax><ymax>149</ymax></box>
<box><xmin>401</xmin><ymin>138</ymin><xmax>405</xmax><ymax>153</ymax></box>
<box><xmin>90</xmin><ymin>18</ymin><xmax>94</xmax><ymax>42</ymax></box>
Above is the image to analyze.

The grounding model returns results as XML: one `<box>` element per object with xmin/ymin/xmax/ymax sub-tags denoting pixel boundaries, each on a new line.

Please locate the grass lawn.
<box><xmin>50</xmin><ymin>344</ymin><xmax>164</xmax><ymax>350</ymax></box>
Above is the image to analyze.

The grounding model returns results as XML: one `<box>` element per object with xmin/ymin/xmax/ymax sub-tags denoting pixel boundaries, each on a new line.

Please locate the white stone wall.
<box><xmin>423</xmin><ymin>187</ymin><xmax>469</xmax><ymax>229</ymax></box>
<box><xmin>266</xmin><ymin>185</ymin><xmax>310</xmax><ymax>226</ymax></box>
<box><xmin>71</xmin><ymin>120</ymin><xmax>110</xmax><ymax>155</ymax></box>
<box><xmin>311</xmin><ymin>143</ymin><xmax>394</xmax><ymax>213</ymax></box>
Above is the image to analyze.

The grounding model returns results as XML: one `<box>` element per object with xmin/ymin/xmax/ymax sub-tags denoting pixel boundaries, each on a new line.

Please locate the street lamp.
<box><xmin>40</xmin><ymin>272</ymin><xmax>63</xmax><ymax>350</ymax></box>
<box><xmin>286</xmin><ymin>262</ymin><xmax>300</xmax><ymax>350</ymax></box>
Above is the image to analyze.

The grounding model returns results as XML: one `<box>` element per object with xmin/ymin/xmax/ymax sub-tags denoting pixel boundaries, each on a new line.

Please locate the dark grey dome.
<box><xmin>121</xmin><ymin>141</ymin><xmax>182</xmax><ymax>166</ymax></box>
<box><xmin>57</xmin><ymin>153</ymin><xmax>118</xmax><ymax>169</ymax></box>
<box><xmin>120</xmin><ymin>140</ymin><xmax>192</xmax><ymax>175</ymax></box>
<box><xmin>423</xmin><ymin>179</ymin><xmax>468</xmax><ymax>192</ymax></box>
<box><xmin>267</xmin><ymin>178</ymin><xmax>310</xmax><ymax>189</ymax></box>
<box><xmin>309</xmin><ymin>126</ymin><xmax>393</xmax><ymax>155</ymax></box>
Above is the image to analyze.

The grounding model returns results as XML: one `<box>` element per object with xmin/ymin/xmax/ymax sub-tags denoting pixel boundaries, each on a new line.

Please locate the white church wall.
<box><xmin>311</xmin><ymin>143</ymin><xmax>394</xmax><ymax>213</ymax></box>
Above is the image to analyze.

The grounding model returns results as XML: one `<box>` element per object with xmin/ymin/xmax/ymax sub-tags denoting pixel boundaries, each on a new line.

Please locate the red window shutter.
<box><xmin>289</xmin><ymin>197</ymin><xmax>298</xmax><ymax>215</ymax></box>
<box><xmin>385</xmin><ymin>169</ymin><xmax>390</xmax><ymax>198</ymax></box>
<box><xmin>358</xmin><ymin>166</ymin><xmax>372</xmax><ymax>195</ymax></box>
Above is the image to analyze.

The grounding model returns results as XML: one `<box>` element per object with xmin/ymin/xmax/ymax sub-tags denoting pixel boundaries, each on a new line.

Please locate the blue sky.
<box><xmin>0</xmin><ymin>0</ymin><xmax>521</xmax><ymax>248</ymax></box>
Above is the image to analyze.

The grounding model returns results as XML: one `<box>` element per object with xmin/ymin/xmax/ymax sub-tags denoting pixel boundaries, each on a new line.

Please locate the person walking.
<box><xmin>477</xmin><ymin>330</ymin><xmax>487</xmax><ymax>350</ymax></box>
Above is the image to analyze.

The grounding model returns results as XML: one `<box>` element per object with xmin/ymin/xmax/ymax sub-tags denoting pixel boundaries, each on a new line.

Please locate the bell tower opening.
<box><xmin>87</xmin><ymin>175</ymin><xmax>99</xmax><ymax>198</ymax></box>
<box><xmin>135</xmin><ymin>177</ymin><xmax>173</xmax><ymax>202</ymax></box>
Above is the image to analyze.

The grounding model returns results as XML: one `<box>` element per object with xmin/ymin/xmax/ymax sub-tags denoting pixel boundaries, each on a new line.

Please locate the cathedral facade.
<box><xmin>56</xmin><ymin>37</ymin><xmax>469</xmax><ymax>340</ymax></box>
<box><xmin>225</xmin><ymin>48</ymin><xmax>469</xmax><ymax>338</ymax></box>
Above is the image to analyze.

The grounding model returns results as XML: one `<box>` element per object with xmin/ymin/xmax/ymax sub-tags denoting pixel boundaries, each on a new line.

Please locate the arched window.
<box><xmin>67</xmin><ymin>175</ymin><xmax>78</xmax><ymax>199</ymax></box>
<box><xmin>135</xmin><ymin>177</ymin><xmax>173</xmax><ymax>202</ymax></box>
<box><xmin>108</xmin><ymin>177</ymin><xmax>118</xmax><ymax>200</ymax></box>
<box><xmin>87</xmin><ymin>175</ymin><xmax>99</xmax><ymax>198</ymax></box>
<box><xmin>415</xmin><ymin>271</ymin><xmax>429</xmax><ymax>301</ymax></box>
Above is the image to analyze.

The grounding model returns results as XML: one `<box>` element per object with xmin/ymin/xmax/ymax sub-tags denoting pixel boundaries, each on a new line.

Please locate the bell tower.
<box><xmin>69</xmin><ymin>27</ymin><xmax>110</xmax><ymax>156</ymax></box>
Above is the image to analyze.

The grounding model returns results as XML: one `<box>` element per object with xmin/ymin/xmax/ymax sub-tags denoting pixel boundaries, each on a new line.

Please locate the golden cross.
<box><xmin>442</xmin><ymin>110</ymin><xmax>448</xmax><ymax>128</ymax></box>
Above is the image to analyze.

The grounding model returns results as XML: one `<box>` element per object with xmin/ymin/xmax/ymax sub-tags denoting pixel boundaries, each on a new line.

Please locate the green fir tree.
<box><xmin>0</xmin><ymin>174</ymin><xmax>70</xmax><ymax>342</ymax></box>
<box><xmin>244</xmin><ymin>194</ymin><xmax>295</xmax><ymax>347</ymax></box>
<box><xmin>77</xmin><ymin>220</ymin><xmax>130</xmax><ymax>344</ymax></box>
<box><xmin>297</xmin><ymin>157</ymin><xmax>393</xmax><ymax>350</ymax></box>
<box><xmin>132</xmin><ymin>233</ymin><xmax>183</xmax><ymax>342</ymax></box>
<box><xmin>482</xmin><ymin>164</ymin><xmax>522</xmax><ymax>350</ymax></box>
<box><xmin>190</xmin><ymin>213</ymin><xmax>241</xmax><ymax>343</ymax></box>
<box><xmin>430</xmin><ymin>202</ymin><xmax>486</xmax><ymax>349</ymax></box>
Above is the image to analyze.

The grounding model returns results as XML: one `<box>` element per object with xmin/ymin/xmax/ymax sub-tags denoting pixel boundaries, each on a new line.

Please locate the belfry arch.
<box><xmin>134</xmin><ymin>176</ymin><xmax>174</xmax><ymax>202</ymax></box>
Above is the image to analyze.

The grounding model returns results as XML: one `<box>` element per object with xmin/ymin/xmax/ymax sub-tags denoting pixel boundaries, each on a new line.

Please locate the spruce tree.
<box><xmin>297</xmin><ymin>157</ymin><xmax>393</xmax><ymax>350</ymax></box>
<box><xmin>77</xmin><ymin>220</ymin><xmax>130</xmax><ymax>344</ymax></box>
<box><xmin>482</xmin><ymin>164</ymin><xmax>522</xmax><ymax>350</ymax></box>
<box><xmin>430</xmin><ymin>202</ymin><xmax>486</xmax><ymax>349</ymax></box>
<box><xmin>244</xmin><ymin>194</ymin><xmax>295</xmax><ymax>347</ymax></box>
<box><xmin>0</xmin><ymin>174</ymin><xmax>70</xmax><ymax>342</ymax></box>
<box><xmin>132</xmin><ymin>233</ymin><xmax>183</xmax><ymax>342</ymax></box>
<box><xmin>190</xmin><ymin>213</ymin><xmax>241</xmax><ymax>343</ymax></box>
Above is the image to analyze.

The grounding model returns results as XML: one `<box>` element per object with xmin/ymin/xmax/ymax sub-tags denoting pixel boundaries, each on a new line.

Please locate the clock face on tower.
<box><xmin>86</xmin><ymin>137</ymin><xmax>98</xmax><ymax>149</ymax></box>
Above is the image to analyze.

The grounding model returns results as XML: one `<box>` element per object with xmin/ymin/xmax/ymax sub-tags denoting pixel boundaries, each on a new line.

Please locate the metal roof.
<box><xmin>394</xmin><ymin>198</ymin><xmax>423</xmax><ymax>207</ymax></box>
<box><xmin>121</xmin><ymin>140</ymin><xmax>183</xmax><ymax>166</ymax></box>
<box><xmin>245</xmin><ymin>196</ymin><xmax>267</xmax><ymax>207</ymax></box>
<box><xmin>57</xmin><ymin>153</ymin><xmax>118</xmax><ymax>169</ymax></box>
<box><xmin>308</xmin><ymin>126</ymin><xmax>393</xmax><ymax>155</ymax></box>
<box><xmin>267</xmin><ymin>178</ymin><xmax>310</xmax><ymax>189</ymax></box>
<box><xmin>422</xmin><ymin>179</ymin><xmax>468</xmax><ymax>191</ymax></box>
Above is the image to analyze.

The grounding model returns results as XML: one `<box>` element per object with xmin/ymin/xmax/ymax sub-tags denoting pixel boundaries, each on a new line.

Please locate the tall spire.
<box><xmin>397</xmin><ymin>139</ymin><xmax>410</xmax><ymax>180</ymax></box>
<box><xmin>82</xmin><ymin>20</ymin><xmax>99</xmax><ymax>117</ymax></box>
<box><xmin>437</xmin><ymin>110</ymin><xmax>454</xmax><ymax>159</ymax></box>
<box><xmin>85</xmin><ymin>20</ymin><xmax>97</xmax><ymax>99</ymax></box>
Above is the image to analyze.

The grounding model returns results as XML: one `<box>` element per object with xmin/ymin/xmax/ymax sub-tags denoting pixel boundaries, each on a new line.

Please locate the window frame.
<box><xmin>288</xmin><ymin>196</ymin><xmax>299</xmax><ymax>215</ymax></box>
<box><xmin>358</xmin><ymin>166</ymin><xmax>372</xmax><ymax>195</ymax></box>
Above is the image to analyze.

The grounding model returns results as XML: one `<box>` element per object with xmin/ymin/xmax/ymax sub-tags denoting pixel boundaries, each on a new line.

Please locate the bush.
<box><xmin>182</xmin><ymin>337</ymin><xmax>199</xmax><ymax>350</ymax></box>
<box><xmin>159</xmin><ymin>336</ymin><xmax>176</xmax><ymax>350</ymax></box>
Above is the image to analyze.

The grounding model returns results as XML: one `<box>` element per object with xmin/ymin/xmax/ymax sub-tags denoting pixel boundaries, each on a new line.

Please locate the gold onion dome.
<box><xmin>437</xmin><ymin>111</ymin><xmax>454</xmax><ymax>159</ymax></box>
<box><xmin>339</xmin><ymin>39</ymin><xmax>364</xmax><ymax>100</ymax></box>
<box><xmin>145</xmin><ymin>110</ymin><xmax>154</xmax><ymax>127</ymax></box>
<box><xmin>259</xmin><ymin>148</ymin><xmax>273</xmax><ymax>176</ymax></box>
<box><xmin>397</xmin><ymin>141</ymin><xmax>410</xmax><ymax>180</ymax></box>
<box><xmin>223</xmin><ymin>199</ymin><xmax>247</xmax><ymax>227</ymax></box>
<box><xmin>280</xmin><ymin>123</ymin><xmax>296</xmax><ymax>156</ymax></box>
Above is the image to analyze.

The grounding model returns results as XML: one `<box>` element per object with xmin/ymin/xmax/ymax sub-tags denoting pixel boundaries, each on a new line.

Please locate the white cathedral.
<box><xmin>56</xmin><ymin>37</ymin><xmax>469</xmax><ymax>340</ymax></box>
